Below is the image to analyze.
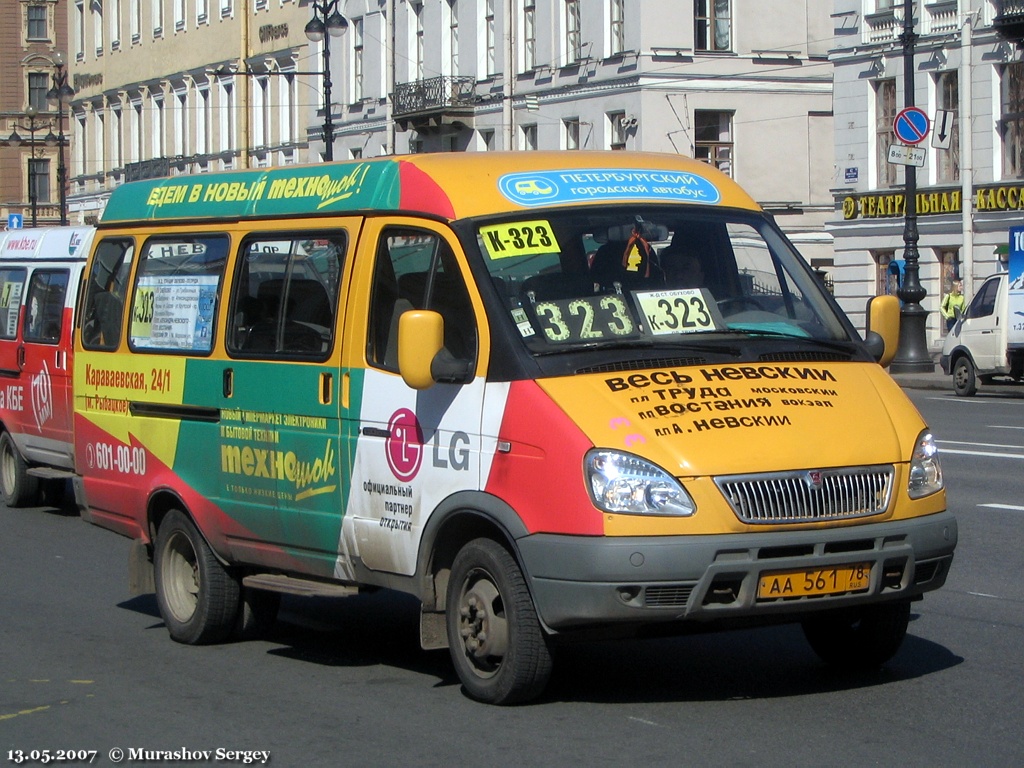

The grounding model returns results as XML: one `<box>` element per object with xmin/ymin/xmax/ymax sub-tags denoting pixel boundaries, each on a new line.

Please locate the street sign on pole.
<box><xmin>888</xmin><ymin>144</ymin><xmax>926</xmax><ymax>167</ymax></box>
<box><xmin>893</xmin><ymin>106</ymin><xmax>930</xmax><ymax>145</ymax></box>
<box><xmin>932</xmin><ymin>110</ymin><xmax>954</xmax><ymax>149</ymax></box>
<box><xmin>7</xmin><ymin>214</ymin><xmax>23</xmax><ymax>230</ymax></box>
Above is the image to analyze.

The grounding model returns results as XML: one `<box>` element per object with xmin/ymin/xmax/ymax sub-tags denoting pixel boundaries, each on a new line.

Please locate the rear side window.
<box><xmin>228</xmin><ymin>233</ymin><xmax>345</xmax><ymax>359</ymax></box>
<box><xmin>0</xmin><ymin>268</ymin><xmax>27</xmax><ymax>339</ymax></box>
<box><xmin>128</xmin><ymin>235</ymin><xmax>229</xmax><ymax>354</ymax></box>
<box><xmin>81</xmin><ymin>238</ymin><xmax>136</xmax><ymax>350</ymax></box>
<box><xmin>24</xmin><ymin>270</ymin><xmax>70</xmax><ymax>344</ymax></box>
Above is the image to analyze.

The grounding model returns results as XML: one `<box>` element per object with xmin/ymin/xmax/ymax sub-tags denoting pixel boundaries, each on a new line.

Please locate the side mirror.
<box><xmin>865</xmin><ymin>294</ymin><xmax>900</xmax><ymax>368</ymax></box>
<box><xmin>398</xmin><ymin>310</ymin><xmax>444</xmax><ymax>390</ymax></box>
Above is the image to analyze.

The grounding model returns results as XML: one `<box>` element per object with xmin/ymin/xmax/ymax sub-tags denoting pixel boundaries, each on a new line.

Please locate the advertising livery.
<box><xmin>73</xmin><ymin>152</ymin><xmax>956</xmax><ymax>705</ymax></box>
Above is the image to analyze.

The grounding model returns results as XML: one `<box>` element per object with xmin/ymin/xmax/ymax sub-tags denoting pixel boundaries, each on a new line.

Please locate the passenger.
<box><xmin>661</xmin><ymin>245</ymin><xmax>705</xmax><ymax>289</ymax></box>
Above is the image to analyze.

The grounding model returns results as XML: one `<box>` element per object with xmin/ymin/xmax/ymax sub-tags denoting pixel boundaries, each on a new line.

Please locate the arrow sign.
<box><xmin>893</xmin><ymin>106</ymin><xmax>930</xmax><ymax>146</ymax></box>
<box><xmin>932</xmin><ymin>109</ymin><xmax>954</xmax><ymax>150</ymax></box>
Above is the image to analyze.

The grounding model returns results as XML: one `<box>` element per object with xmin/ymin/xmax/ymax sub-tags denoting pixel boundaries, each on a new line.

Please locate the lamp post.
<box><xmin>46</xmin><ymin>52</ymin><xmax>75</xmax><ymax>227</ymax></box>
<box><xmin>889</xmin><ymin>0</ymin><xmax>934</xmax><ymax>373</ymax></box>
<box><xmin>304</xmin><ymin>0</ymin><xmax>348</xmax><ymax>161</ymax></box>
<box><xmin>3</xmin><ymin>106</ymin><xmax>48</xmax><ymax>227</ymax></box>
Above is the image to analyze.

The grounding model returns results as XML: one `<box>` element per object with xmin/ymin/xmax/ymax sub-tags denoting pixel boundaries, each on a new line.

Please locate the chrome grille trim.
<box><xmin>715</xmin><ymin>465</ymin><xmax>894</xmax><ymax>525</ymax></box>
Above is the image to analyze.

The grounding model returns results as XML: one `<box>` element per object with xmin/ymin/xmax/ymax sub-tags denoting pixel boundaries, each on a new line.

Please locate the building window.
<box><xmin>277</xmin><ymin>75</ymin><xmax>293</xmax><ymax>146</ymax></box>
<box><xmin>28</xmin><ymin>73</ymin><xmax>49</xmax><ymax>111</ymax></box>
<box><xmin>485</xmin><ymin>0</ymin><xmax>496</xmax><ymax>77</ymax></box>
<box><xmin>197</xmin><ymin>0</ymin><xmax>208</xmax><ymax>24</ymax></box>
<box><xmin>1001</xmin><ymin>62</ymin><xmax>1024</xmax><ymax>179</ymax></box>
<box><xmin>152</xmin><ymin>0</ymin><xmax>163</xmax><ymax>36</ymax></box>
<box><xmin>875</xmin><ymin>251</ymin><xmax>898</xmax><ymax>297</ymax></box>
<box><xmin>875</xmin><ymin>78</ymin><xmax>897</xmax><ymax>187</ymax></box>
<box><xmin>447</xmin><ymin>0</ymin><xmax>458</xmax><ymax>76</ymax></box>
<box><xmin>92</xmin><ymin>0</ymin><xmax>104</xmax><ymax>55</ymax></box>
<box><xmin>27</xmin><ymin>5</ymin><xmax>48</xmax><ymax>40</ymax></box>
<box><xmin>523</xmin><ymin>1</ymin><xmax>535</xmax><ymax>71</ymax></box>
<box><xmin>522</xmin><ymin>123</ymin><xmax>537</xmax><ymax>151</ymax></box>
<box><xmin>414</xmin><ymin>2</ymin><xmax>424</xmax><ymax>81</ymax></box>
<box><xmin>694</xmin><ymin>110</ymin><xmax>732</xmax><ymax>175</ymax></box>
<box><xmin>609</xmin><ymin>111</ymin><xmax>627</xmax><ymax>150</ymax></box>
<box><xmin>75</xmin><ymin>0</ymin><xmax>85</xmax><ymax>57</ymax></box>
<box><xmin>218</xmin><ymin>79</ymin><xmax>233</xmax><ymax>155</ymax></box>
<box><xmin>220</xmin><ymin>0</ymin><xmax>231</xmax><ymax>18</ymax></box>
<box><xmin>610</xmin><ymin>0</ymin><xmax>625</xmax><ymax>55</ymax></box>
<box><xmin>694</xmin><ymin>0</ymin><xmax>730</xmax><ymax>52</ymax></box>
<box><xmin>354</xmin><ymin>17</ymin><xmax>364</xmax><ymax>102</ymax></box>
<box><xmin>936</xmin><ymin>71</ymin><xmax>959</xmax><ymax>183</ymax></box>
<box><xmin>130</xmin><ymin>0</ymin><xmax>140</xmax><ymax>42</ymax></box>
<box><xmin>564</xmin><ymin>117</ymin><xmax>580</xmax><ymax>150</ymax></box>
<box><xmin>174</xmin><ymin>0</ymin><xmax>184</xmax><ymax>31</ymax></box>
<box><xmin>109</xmin><ymin>0</ymin><xmax>121</xmax><ymax>49</ymax></box>
<box><xmin>565</xmin><ymin>0</ymin><xmax>582</xmax><ymax>63</ymax></box>
<box><xmin>29</xmin><ymin>159</ymin><xmax>51</xmax><ymax>203</ymax></box>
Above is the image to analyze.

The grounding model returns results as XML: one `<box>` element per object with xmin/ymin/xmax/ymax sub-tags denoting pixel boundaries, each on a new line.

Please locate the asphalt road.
<box><xmin>2</xmin><ymin>386</ymin><xmax>1022</xmax><ymax>767</ymax></box>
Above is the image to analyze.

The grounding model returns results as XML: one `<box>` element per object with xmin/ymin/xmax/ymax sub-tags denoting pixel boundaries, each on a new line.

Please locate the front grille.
<box><xmin>644</xmin><ymin>584</ymin><xmax>695</xmax><ymax>608</ymax></box>
<box><xmin>715</xmin><ymin>465</ymin><xmax>894</xmax><ymax>525</ymax></box>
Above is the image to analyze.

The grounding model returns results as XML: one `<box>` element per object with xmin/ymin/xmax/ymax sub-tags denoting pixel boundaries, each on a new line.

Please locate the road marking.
<box><xmin>990</xmin><ymin>425</ymin><xmax>1024</xmax><ymax>431</ymax></box>
<box><xmin>979</xmin><ymin>503</ymin><xmax>1024</xmax><ymax>512</ymax></box>
<box><xmin>968</xmin><ymin>591</ymin><xmax>1000</xmax><ymax>598</ymax></box>
<box><xmin>937</xmin><ymin>448</ymin><xmax>1024</xmax><ymax>459</ymax></box>
<box><xmin>939</xmin><ymin>440</ymin><xmax>1022</xmax><ymax>449</ymax></box>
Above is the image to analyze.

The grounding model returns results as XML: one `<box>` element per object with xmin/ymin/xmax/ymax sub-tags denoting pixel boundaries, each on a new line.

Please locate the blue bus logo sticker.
<box><xmin>498</xmin><ymin>168</ymin><xmax>721</xmax><ymax>207</ymax></box>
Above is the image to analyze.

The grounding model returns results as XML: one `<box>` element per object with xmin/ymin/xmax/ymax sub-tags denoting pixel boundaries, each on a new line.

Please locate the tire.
<box><xmin>154</xmin><ymin>509</ymin><xmax>240</xmax><ymax>645</ymax></box>
<box><xmin>952</xmin><ymin>356</ymin><xmax>977</xmax><ymax>397</ymax></box>
<box><xmin>446</xmin><ymin>538</ymin><xmax>553</xmax><ymax>705</ymax></box>
<box><xmin>0</xmin><ymin>431</ymin><xmax>40</xmax><ymax>508</ymax></box>
<box><xmin>802</xmin><ymin>599</ymin><xmax>911</xmax><ymax>670</ymax></box>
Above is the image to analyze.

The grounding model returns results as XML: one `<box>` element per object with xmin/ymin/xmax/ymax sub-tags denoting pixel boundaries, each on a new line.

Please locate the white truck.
<box><xmin>940</xmin><ymin>269</ymin><xmax>1024</xmax><ymax>396</ymax></box>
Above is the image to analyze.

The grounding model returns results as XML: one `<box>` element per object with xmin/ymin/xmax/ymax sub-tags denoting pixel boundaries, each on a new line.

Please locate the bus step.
<box><xmin>242</xmin><ymin>573</ymin><xmax>360</xmax><ymax>598</ymax></box>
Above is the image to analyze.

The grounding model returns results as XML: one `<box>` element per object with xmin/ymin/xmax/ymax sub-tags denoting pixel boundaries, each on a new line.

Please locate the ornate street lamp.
<box><xmin>46</xmin><ymin>52</ymin><xmax>75</xmax><ymax>227</ymax></box>
<box><xmin>889</xmin><ymin>0</ymin><xmax>934</xmax><ymax>373</ymax></box>
<box><xmin>2</xmin><ymin>106</ymin><xmax>48</xmax><ymax>227</ymax></box>
<box><xmin>304</xmin><ymin>0</ymin><xmax>348</xmax><ymax>161</ymax></box>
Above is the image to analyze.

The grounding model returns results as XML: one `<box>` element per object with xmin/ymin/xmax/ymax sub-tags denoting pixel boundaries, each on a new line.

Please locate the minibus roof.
<box><xmin>99</xmin><ymin>151</ymin><xmax>761</xmax><ymax>225</ymax></box>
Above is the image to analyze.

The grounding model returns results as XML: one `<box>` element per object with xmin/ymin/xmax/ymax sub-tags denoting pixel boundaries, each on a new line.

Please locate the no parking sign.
<box><xmin>893</xmin><ymin>107</ymin><xmax>930</xmax><ymax>146</ymax></box>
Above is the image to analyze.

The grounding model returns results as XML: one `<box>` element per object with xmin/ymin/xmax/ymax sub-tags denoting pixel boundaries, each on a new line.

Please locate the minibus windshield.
<box><xmin>472</xmin><ymin>207</ymin><xmax>851</xmax><ymax>355</ymax></box>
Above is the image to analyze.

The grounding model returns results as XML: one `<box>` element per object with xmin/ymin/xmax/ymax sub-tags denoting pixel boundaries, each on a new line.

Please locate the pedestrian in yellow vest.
<box><xmin>941</xmin><ymin>280</ymin><xmax>967</xmax><ymax>331</ymax></box>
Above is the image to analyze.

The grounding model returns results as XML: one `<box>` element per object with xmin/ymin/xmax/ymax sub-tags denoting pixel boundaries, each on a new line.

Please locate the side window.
<box><xmin>0</xmin><ymin>268</ymin><xmax>28</xmax><ymax>339</ymax></box>
<box><xmin>966</xmin><ymin>278</ymin><xmax>999</xmax><ymax>320</ymax></box>
<box><xmin>128</xmin><ymin>235</ymin><xmax>229</xmax><ymax>354</ymax></box>
<box><xmin>24</xmin><ymin>270</ymin><xmax>71</xmax><ymax>343</ymax></box>
<box><xmin>228</xmin><ymin>233</ymin><xmax>345</xmax><ymax>359</ymax></box>
<box><xmin>81</xmin><ymin>238</ymin><xmax>136</xmax><ymax>350</ymax></box>
<box><xmin>366</xmin><ymin>228</ymin><xmax>477</xmax><ymax>374</ymax></box>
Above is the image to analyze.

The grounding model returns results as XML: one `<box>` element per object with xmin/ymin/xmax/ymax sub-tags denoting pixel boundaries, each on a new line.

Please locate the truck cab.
<box><xmin>941</xmin><ymin>273</ymin><xmax>1024</xmax><ymax>395</ymax></box>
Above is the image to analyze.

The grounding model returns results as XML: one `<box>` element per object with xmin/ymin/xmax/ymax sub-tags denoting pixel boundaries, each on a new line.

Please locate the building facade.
<box><xmin>63</xmin><ymin>0</ymin><xmax>835</xmax><ymax>275</ymax></box>
<box><xmin>830</xmin><ymin>0</ymin><xmax>1024</xmax><ymax>351</ymax></box>
<box><xmin>1</xmin><ymin>0</ymin><xmax>70</xmax><ymax>228</ymax></box>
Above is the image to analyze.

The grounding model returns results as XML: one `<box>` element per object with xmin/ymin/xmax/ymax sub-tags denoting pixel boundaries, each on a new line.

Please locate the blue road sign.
<box><xmin>7</xmin><ymin>214</ymin><xmax>23</xmax><ymax>230</ymax></box>
<box><xmin>893</xmin><ymin>107</ymin><xmax>930</xmax><ymax>146</ymax></box>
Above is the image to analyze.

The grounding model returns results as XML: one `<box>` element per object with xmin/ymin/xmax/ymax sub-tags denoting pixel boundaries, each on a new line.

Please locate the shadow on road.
<box><xmin>119</xmin><ymin>588</ymin><xmax>963</xmax><ymax>704</ymax></box>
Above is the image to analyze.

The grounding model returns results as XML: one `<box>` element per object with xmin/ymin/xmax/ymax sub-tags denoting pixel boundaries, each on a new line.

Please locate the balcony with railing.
<box><xmin>994</xmin><ymin>0</ymin><xmax>1024</xmax><ymax>42</ymax></box>
<box><xmin>392</xmin><ymin>75</ymin><xmax>477</xmax><ymax>132</ymax></box>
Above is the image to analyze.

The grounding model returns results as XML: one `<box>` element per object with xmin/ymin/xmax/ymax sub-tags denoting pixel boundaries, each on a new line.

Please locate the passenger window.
<box><xmin>24</xmin><ymin>270</ymin><xmax>70</xmax><ymax>344</ymax></box>
<box><xmin>966</xmin><ymin>278</ymin><xmax>998</xmax><ymax>320</ymax></box>
<box><xmin>128</xmin><ymin>235</ymin><xmax>229</xmax><ymax>354</ymax></box>
<box><xmin>0</xmin><ymin>268</ymin><xmax>27</xmax><ymax>339</ymax></box>
<box><xmin>367</xmin><ymin>228</ymin><xmax>477</xmax><ymax>376</ymax></box>
<box><xmin>81</xmin><ymin>238</ymin><xmax>136</xmax><ymax>350</ymax></box>
<box><xmin>228</xmin><ymin>233</ymin><xmax>345</xmax><ymax>359</ymax></box>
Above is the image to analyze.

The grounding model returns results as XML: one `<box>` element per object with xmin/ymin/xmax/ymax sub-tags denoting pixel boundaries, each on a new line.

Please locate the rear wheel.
<box><xmin>154</xmin><ymin>509</ymin><xmax>240</xmax><ymax>644</ymax></box>
<box><xmin>802</xmin><ymin>599</ymin><xmax>911</xmax><ymax>670</ymax></box>
<box><xmin>0</xmin><ymin>431</ymin><xmax>40</xmax><ymax>508</ymax></box>
<box><xmin>446</xmin><ymin>538</ymin><xmax>553</xmax><ymax>705</ymax></box>
<box><xmin>952</xmin><ymin>357</ymin><xmax>977</xmax><ymax>397</ymax></box>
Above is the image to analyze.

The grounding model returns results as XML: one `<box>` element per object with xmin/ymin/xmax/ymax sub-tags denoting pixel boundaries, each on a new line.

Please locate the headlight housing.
<box><xmin>585</xmin><ymin>449</ymin><xmax>696</xmax><ymax>516</ymax></box>
<box><xmin>907</xmin><ymin>430</ymin><xmax>943</xmax><ymax>499</ymax></box>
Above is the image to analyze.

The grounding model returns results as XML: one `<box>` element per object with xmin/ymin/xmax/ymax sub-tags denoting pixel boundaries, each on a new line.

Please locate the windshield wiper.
<box><xmin>719</xmin><ymin>328</ymin><xmax>858</xmax><ymax>357</ymax></box>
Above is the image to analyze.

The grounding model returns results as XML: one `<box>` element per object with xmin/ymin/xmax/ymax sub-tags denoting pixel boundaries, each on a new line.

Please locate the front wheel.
<box><xmin>446</xmin><ymin>538</ymin><xmax>553</xmax><ymax>705</ymax></box>
<box><xmin>0</xmin><ymin>431</ymin><xmax>40</xmax><ymax>508</ymax></box>
<box><xmin>952</xmin><ymin>356</ymin><xmax>977</xmax><ymax>397</ymax></box>
<box><xmin>802</xmin><ymin>599</ymin><xmax>911</xmax><ymax>670</ymax></box>
<box><xmin>154</xmin><ymin>509</ymin><xmax>240</xmax><ymax>645</ymax></box>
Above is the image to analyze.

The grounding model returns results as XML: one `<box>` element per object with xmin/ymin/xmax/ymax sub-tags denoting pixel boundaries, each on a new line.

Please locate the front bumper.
<box><xmin>517</xmin><ymin>510</ymin><xmax>956</xmax><ymax>632</ymax></box>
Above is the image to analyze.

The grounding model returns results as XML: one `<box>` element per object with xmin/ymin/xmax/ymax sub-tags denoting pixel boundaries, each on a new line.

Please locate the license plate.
<box><xmin>757</xmin><ymin>563</ymin><xmax>871</xmax><ymax>599</ymax></box>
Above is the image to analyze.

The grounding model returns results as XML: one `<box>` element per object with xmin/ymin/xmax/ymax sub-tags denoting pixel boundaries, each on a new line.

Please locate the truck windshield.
<box><xmin>471</xmin><ymin>207</ymin><xmax>850</xmax><ymax>355</ymax></box>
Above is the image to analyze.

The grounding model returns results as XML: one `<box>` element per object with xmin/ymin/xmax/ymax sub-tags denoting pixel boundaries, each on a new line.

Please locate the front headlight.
<box><xmin>908</xmin><ymin>430</ymin><xmax>943</xmax><ymax>499</ymax></box>
<box><xmin>585</xmin><ymin>449</ymin><xmax>696</xmax><ymax>516</ymax></box>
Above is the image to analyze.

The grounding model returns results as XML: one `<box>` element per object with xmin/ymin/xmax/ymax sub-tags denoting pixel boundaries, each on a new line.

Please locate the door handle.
<box><xmin>17</xmin><ymin>345</ymin><xmax>25</xmax><ymax>370</ymax></box>
<box><xmin>223</xmin><ymin>368</ymin><xmax>234</xmax><ymax>398</ymax></box>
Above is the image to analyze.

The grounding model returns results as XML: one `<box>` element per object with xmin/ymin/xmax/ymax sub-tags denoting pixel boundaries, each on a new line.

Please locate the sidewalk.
<box><xmin>888</xmin><ymin>365</ymin><xmax>951</xmax><ymax>392</ymax></box>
